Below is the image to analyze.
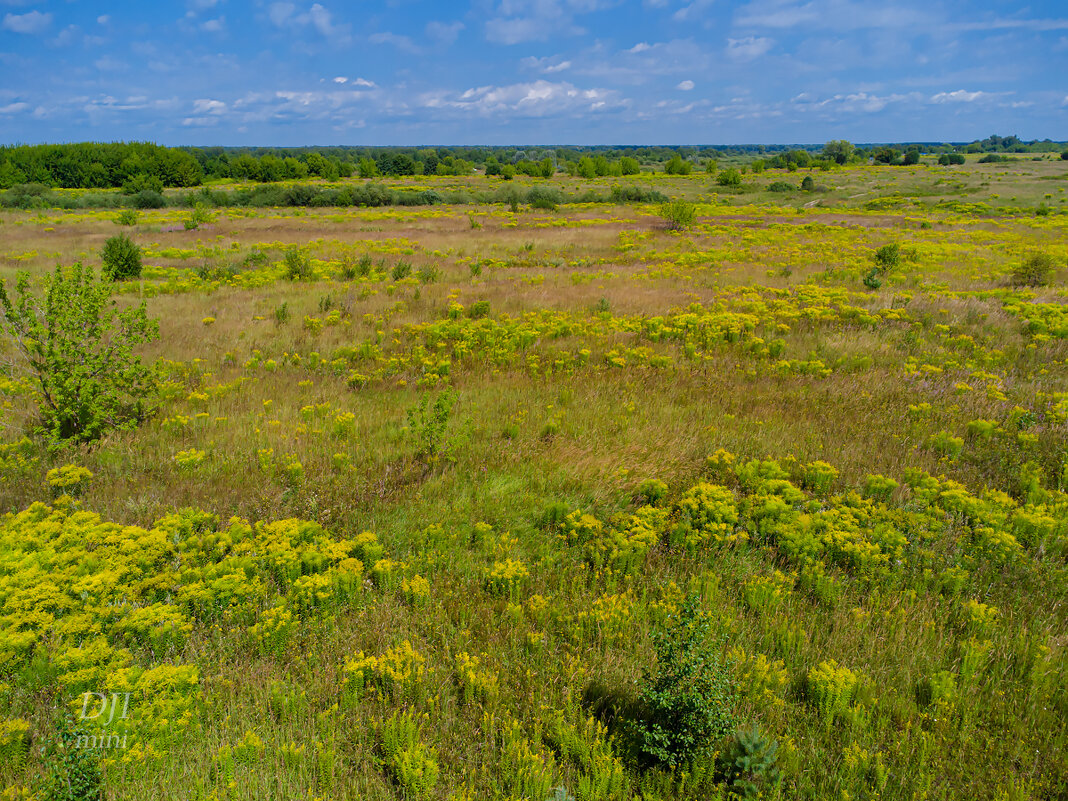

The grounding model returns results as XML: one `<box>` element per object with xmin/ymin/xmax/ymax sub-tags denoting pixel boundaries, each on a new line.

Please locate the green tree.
<box><xmin>717</xmin><ymin>168</ymin><xmax>743</xmax><ymax>188</ymax></box>
<box><xmin>664</xmin><ymin>154</ymin><xmax>693</xmax><ymax>175</ymax></box>
<box><xmin>822</xmin><ymin>140</ymin><xmax>855</xmax><ymax>165</ymax></box>
<box><xmin>0</xmin><ymin>263</ymin><xmax>159</xmax><ymax>445</ymax></box>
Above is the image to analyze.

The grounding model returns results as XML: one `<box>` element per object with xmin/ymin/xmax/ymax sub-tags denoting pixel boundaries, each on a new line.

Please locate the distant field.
<box><xmin>1</xmin><ymin>159</ymin><xmax>1066</xmax><ymax>800</ymax></box>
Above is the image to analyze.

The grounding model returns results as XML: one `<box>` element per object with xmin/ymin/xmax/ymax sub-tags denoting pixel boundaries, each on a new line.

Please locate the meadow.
<box><xmin>0</xmin><ymin>156</ymin><xmax>1066</xmax><ymax>800</ymax></box>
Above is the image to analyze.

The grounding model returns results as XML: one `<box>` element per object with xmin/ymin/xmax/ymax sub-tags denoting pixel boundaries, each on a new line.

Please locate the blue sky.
<box><xmin>1</xmin><ymin>0</ymin><xmax>1066</xmax><ymax>145</ymax></box>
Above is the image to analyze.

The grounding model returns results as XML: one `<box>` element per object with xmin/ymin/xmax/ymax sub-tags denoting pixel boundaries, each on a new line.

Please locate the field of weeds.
<box><xmin>1</xmin><ymin>159</ymin><xmax>1066</xmax><ymax>800</ymax></box>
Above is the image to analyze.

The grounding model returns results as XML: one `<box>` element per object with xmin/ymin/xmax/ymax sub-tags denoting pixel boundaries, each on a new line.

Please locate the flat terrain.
<box><xmin>1</xmin><ymin>159</ymin><xmax>1067</xmax><ymax>800</ymax></box>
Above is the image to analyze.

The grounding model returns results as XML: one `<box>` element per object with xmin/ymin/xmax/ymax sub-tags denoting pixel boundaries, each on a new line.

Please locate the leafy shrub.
<box><xmin>528</xmin><ymin>186</ymin><xmax>562</xmax><ymax>211</ymax></box>
<box><xmin>609</xmin><ymin>185</ymin><xmax>667</xmax><ymax>203</ymax></box>
<box><xmin>1011</xmin><ymin>252</ymin><xmax>1054</xmax><ymax>287</ymax></box>
<box><xmin>274</xmin><ymin>302</ymin><xmax>290</xmax><ymax>325</ymax></box>
<box><xmin>184</xmin><ymin>204</ymin><xmax>212</xmax><ymax>230</ymax></box>
<box><xmin>100</xmin><ymin>234</ymin><xmax>142</xmax><ymax>281</ymax></box>
<box><xmin>873</xmin><ymin>243</ymin><xmax>901</xmax><ymax>271</ymax></box>
<box><xmin>800</xmin><ymin>175</ymin><xmax>815</xmax><ymax>191</ymax></box>
<box><xmin>130</xmin><ymin>189</ymin><xmax>167</xmax><ymax>209</ymax></box>
<box><xmin>416</xmin><ymin>264</ymin><xmax>440</xmax><ymax>284</ymax></box>
<box><xmin>41</xmin><ymin>718</ymin><xmax>103</xmax><ymax>801</ymax></box>
<box><xmin>114</xmin><ymin>209</ymin><xmax>139</xmax><ymax>226</ymax></box>
<box><xmin>391</xmin><ymin>261</ymin><xmax>413</xmax><ymax>281</ymax></box>
<box><xmin>283</xmin><ymin>246</ymin><xmax>311</xmax><ymax>280</ymax></box>
<box><xmin>767</xmin><ymin>181</ymin><xmax>793</xmax><ymax>193</ymax></box>
<box><xmin>405</xmin><ymin>391</ymin><xmax>457</xmax><ymax>467</ymax></box>
<box><xmin>626</xmin><ymin>594</ymin><xmax>736</xmax><ymax>768</ymax></box>
<box><xmin>0</xmin><ymin>263</ymin><xmax>159</xmax><ymax>445</ymax></box>
<box><xmin>717</xmin><ymin>169</ymin><xmax>743</xmax><ymax>188</ymax></box>
<box><xmin>657</xmin><ymin>199</ymin><xmax>696</xmax><ymax>231</ymax></box>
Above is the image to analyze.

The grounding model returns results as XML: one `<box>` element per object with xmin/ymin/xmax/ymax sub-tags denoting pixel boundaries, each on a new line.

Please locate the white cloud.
<box><xmin>484</xmin><ymin>0</ymin><xmax>618</xmax><ymax>44</ymax></box>
<box><xmin>333</xmin><ymin>76</ymin><xmax>348</xmax><ymax>84</ymax></box>
<box><xmin>268</xmin><ymin>2</ymin><xmax>349</xmax><ymax>41</ymax></box>
<box><xmin>673</xmin><ymin>0</ymin><xmax>715</xmax><ymax>23</ymax></box>
<box><xmin>0</xmin><ymin>102</ymin><xmax>28</xmax><ymax>114</ymax></box>
<box><xmin>425</xmin><ymin>20</ymin><xmax>464</xmax><ymax>45</ymax></box>
<box><xmin>677</xmin><ymin>79</ymin><xmax>695</xmax><ymax>90</ymax></box>
<box><xmin>726</xmin><ymin>35</ymin><xmax>773</xmax><ymax>60</ymax></box>
<box><xmin>790</xmin><ymin>90</ymin><xmax>922</xmax><ymax>114</ymax></box>
<box><xmin>201</xmin><ymin>16</ymin><xmax>225</xmax><ymax>32</ymax></box>
<box><xmin>421</xmin><ymin>79</ymin><xmax>625</xmax><ymax>117</ymax></box>
<box><xmin>97</xmin><ymin>15</ymin><xmax>110</xmax><ymax>25</ymax></box>
<box><xmin>735</xmin><ymin>0</ymin><xmax>929</xmax><ymax>31</ymax></box>
<box><xmin>929</xmin><ymin>89</ymin><xmax>988</xmax><ymax>103</ymax></box>
<box><xmin>578</xmin><ymin>39</ymin><xmax>711</xmax><ymax>83</ymax></box>
<box><xmin>521</xmin><ymin>55</ymin><xmax>572</xmax><ymax>73</ymax></box>
<box><xmin>193</xmin><ymin>98</ymin><xmax>227</xmax><ymax>114</ymax></box>
<box><xmin>2</xmin><ymin>10</ymin><xmax>52</xmax><ymax>34</ymax></box>
<box><xmin>628</xmin><ymin>42</ymin><xmax>651</xmax><ymax>52</ymax></box>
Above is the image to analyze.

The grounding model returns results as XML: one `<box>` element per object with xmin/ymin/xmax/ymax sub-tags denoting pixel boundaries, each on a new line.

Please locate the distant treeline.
<box><xmin>1</xmin><ymin>136</ymin><xmax>1064</xmax><ymax>192</ymax></box>
<box><xmin>0</xmin><ymin>179</ymin><xmax>668</xmax><ymax>211</ymax></box>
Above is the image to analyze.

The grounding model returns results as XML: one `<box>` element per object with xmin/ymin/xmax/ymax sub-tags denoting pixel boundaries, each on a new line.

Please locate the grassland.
<box><xmin>1</xmin><ymin>157</ymin><xmax>1067</xmax><ymax>800</ymax></box>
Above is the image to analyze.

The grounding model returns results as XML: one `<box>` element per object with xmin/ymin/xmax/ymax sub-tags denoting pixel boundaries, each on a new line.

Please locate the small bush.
<box><xmin>391</xmin><ymin>261</ymin><xmax>413</xmax><ymax>282</ymax></box>
<box><xmin>101</xmin><ymin>234</ymin><xmax>143</xmax><ymax>281</ymax></box>
<box><xmin>800</xmin><ymin>175</ymin><xmax>815</xmax><ymax>191</ymax></box>
<box><xmin>767</xmin><ymin>181</ymin><xmax>793</xmax><ymax>193</ymax></box>
<box><xmin>283</xmin><ymin>246</ymin><xmax>311</xmax><ymax>280</ymax></box>
<box><xmin>114</xmin><ymin>209</ymin><xmax>139</xmax><ymax>226</ymax></box>
<box><xmin>528</xmin><ymin>187</ymin><xmax>562</xmax><ymax>211</ymax></box>
<box><xmin>626</xmin><ymin>594</ymin><xmax>736</xmax><ymax>768</ymax></box>
<box><xmin>416</xmin><ymin>264</ymin><xmax>440</xmax><ymax>284</ymax></box>
<box><xmin>658</xmin><ymin>199</ymin><xmax>697</xmax><ymax>231</ymax></box>
<box><xmin>1012</xmin><ymin>252</ymin><xmax>1054</xmax><ymax>287</ymax></box>
<box><xmin>274</xmin><ymin>302</ymin><xmax>291</xmax><ymax>325</ymax></box>
<box><xmin>717</xmin><ymin>169</ymin><xmax>743</xmax><ymax>188</ymax></box>
<box><xmin>0</xmin><ymin>263</ymin><xmax>159</xmax><ymax>445</ymax></box>
<box><xmin>130</xmin><ymin>189</ymin><xmax>167</xmax><ymax>209</ymax></box>
<box><xmin>873</xmin><ymin>243</ymin><xmax>901</xmax><ymax>271</ymax></box>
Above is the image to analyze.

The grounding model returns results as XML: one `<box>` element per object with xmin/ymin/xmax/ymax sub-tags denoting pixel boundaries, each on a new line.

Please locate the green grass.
<box><xmin>0</xmin><ymin>162</ymin><xmax>1067</xmax><ymax>800</ymax></box>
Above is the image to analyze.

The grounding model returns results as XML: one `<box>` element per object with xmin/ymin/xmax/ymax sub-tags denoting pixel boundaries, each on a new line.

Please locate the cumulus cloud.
<box><xmin>0</xmin><ymin>102</ymin><xmax>28</xmax><ymax>114</ymax></box>
<box><xmin>2</xmin><ymin>10</ymin><xmax>52</xmax><ymax>34</ymax></box>
<box><xmin>677</xmin><ymin>79</ymin><xmax>695</xmax><ymax>90</ymax></box>
<box><xmin>421</xmin><ymin>79</ymin><xmax>625</xmax><ymax>117</ymax></box>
